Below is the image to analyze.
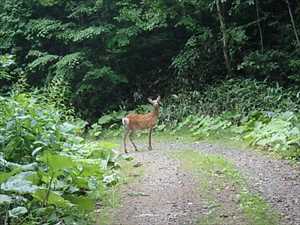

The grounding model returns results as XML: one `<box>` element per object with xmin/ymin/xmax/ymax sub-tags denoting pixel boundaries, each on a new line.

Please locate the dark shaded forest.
<box><xmin>1</xmin><ymin>0</ymin><xmax>299</xmax><ymax>120</ymax></box>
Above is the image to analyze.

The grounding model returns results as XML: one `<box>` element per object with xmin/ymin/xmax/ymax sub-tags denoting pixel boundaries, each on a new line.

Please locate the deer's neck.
<box><xmin>152</xmin><ymin>106</ymin><xmax>159</xmax><ymax>117</ymax></box>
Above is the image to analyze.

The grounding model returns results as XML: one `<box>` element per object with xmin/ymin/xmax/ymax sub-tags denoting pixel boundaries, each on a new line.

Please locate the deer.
<box><xmin>122</xmin><ymin>96</ymin><xmax>161</xmax><ymax>153</ymax></box>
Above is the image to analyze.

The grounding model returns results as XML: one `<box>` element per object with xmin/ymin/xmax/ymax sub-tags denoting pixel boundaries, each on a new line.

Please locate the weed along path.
<box><xmin>109</xmin><ymin>139</ymin><xmax>300</xmax><ymax>225</ymax></box>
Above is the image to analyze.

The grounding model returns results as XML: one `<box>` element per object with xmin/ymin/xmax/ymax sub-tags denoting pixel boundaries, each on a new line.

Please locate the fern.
<box><xmin>0</xmin><ymin>54</ymin><xmax>15</xmax><ymax>81</ymax></box>
<box><xmin>116</xmin><ymin>1</ymin><xmax>168</xmax><ymax>31</ymax></box>
<box><xmin>67</xmin><ymin>1</ymin><xmax>104</xmax><ymax>19</ymax></box>
<box><xmin>54</xmin><ymin>52</ymin><xmax>85</xmax><ymax>75</ymax></box>
<box><xmin>174</xmin><ymin>114</ymin><xmax>231</xmax><ymax>138</ymax></box>
<box><xmin>27</xmin><ymin>54</ymin><xmax>59</xmax><ymax>71</ymax></box>
<box><xmin>82</xmin><ymin>66</ymin><xmax>127</xmax><ymax>85</ymax></box>
<box><xmin>26</xmin><ymin>19</ymin><xmax>70</xmax><ymax>40</ymax></box>
<box><xmin>58</xmin><ymin>25</ymin><xmax>113</xmax><ymax>43</ymax></box>
<box><xmin>108</xmin><ymin>26</ymin><xmax>139</xmax><ymax>48</ymax></box>
<box><xmin>37</xmin><ymin>0</ymin><xmax>60</xmax><ymax>6</ymax></box>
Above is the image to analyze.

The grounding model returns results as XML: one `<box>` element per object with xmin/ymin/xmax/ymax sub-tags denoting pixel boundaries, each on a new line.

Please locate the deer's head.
<box><xmin>148</xmin><ymin>96</ymin><xmax>161</xmax><ymax>108</ymax></box>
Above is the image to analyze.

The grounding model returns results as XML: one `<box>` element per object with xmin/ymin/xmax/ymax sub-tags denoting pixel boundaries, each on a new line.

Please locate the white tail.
<box><xmin>122</xmin><ymin>117</ymin><xmax>129</xmax><ymax>126</ymax></box>
<box><xmin>122</xmin><ymin>96</ymin><xmax>161</xmax><ymax>153</ymax></box>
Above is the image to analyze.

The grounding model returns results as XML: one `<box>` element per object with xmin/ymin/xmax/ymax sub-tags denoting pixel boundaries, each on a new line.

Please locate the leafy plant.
<box><xmin>238</xmin><ymin>111</ymin><xmax>300</xmax><ymax>159</ymax></box>
<box><xmin>173</xmin><ymin>114</ymin><xmax>232</xmax><ymax>138</ymax></box>
<box><xmin>162</xmin><ymin>79</ymin><xmax>299</xmax><ymax>125</ymax></box>
<box><xmin>89</xmin><ymin>110</ymin><xmax>127</xmax><ymax>138</ymax></box>
<box><xmin>238</xmin><ymin>50</ymin><xmax>287</xmax><ymax>78</ymax></box>
<box><xmin>0</xmin><ymin>93</ymin><xmax>123</xmax><ymax>225</ymax></box>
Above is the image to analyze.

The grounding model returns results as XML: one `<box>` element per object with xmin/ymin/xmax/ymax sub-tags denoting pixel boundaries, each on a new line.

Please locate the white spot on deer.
<box><xmin>122</xmin><ymin>117</ymin><xmax>129</xmax><ymax>126</ymax></box>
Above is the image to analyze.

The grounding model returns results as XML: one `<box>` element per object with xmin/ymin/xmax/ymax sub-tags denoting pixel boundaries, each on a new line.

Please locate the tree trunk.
<box><xmin>286</xmin><ymin>0</ymin><xmax>300</xmax><ymax>47</ymax></box>
<box><xmin>255</xmin><ymin>0</ymin><xmax>264</xmax><ymax>52</ymax></box>
<box><xmin>216</xmin><ymin>0</ymin><xmax>231</xmax><ymax>76</ymax></box>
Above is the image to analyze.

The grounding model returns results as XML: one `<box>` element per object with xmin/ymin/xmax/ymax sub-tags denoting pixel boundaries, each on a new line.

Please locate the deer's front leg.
<box><xmin>148</xmin><ymin>128</ymin><xmax>153</xmax><ymax>150</ymax></box>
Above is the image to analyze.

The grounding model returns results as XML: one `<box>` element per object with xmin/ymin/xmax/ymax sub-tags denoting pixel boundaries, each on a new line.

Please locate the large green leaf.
<box><xmin>77</xmin><ymin>159</ymin><xmax>103</xmax><ymax>177</ymax></box>
<box><xmin>39</xmin><ymin>152</ymin><xmax>76</xmax><ymax>171</ymax></box>
<box><xmin>1</xmin><ymin>172</ymin><xmax>39</xmax><ymax>194</ymax></box>
<box><xmin>103</xmin><ymin>173</ymin><xmax>119</xmax><ymax>186</ymax></box>
<box><xmin>65</xmin><ymin>195</ymin><xmax>95</xmax><ymax>212</ymax></box>
<box><xmin>0</xmin><ymin>155</ymin><xmax>38</xmax><ymax>171</ymax></box>
<box><xmin>33</xmin><ymin>189</ymin><xmax>72</xmax><ymax>208</ymax></box>
<box><xmin>59</xmin><ymin>122</ymin><xmax>77</xmax><ymax>133</ymax></box>
<box><xmin>0</xmin><ymin>168</ymin><xmax>20</xmax><ymax>183</ymax></box>
<box><xmin>0</xmin><ymin>194</ymin><xmax>13</xmax><ymax>205</ymax></box>
<box><xmin>9</xmin><ymin>206</ymin><xmax>28</xmax><ymax>218</ymax></box>
<box><xmin>97</xmin><ymin>115</ymin><xmax>114</xmax><ymax>125</ymax></box>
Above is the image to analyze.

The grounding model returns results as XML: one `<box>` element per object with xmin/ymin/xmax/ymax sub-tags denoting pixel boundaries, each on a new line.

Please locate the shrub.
<box><xmin>0</xmin><ymin>93</ymin><xmax>122</xmax><ymax>224</ymax></box>
<box><xmin>238</xmin><ymin>111</ymin><xmax>300</xmax><ymax>160</ymax></box>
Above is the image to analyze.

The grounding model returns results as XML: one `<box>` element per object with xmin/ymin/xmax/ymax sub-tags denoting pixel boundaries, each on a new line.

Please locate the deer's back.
<box><xmin>125</xmin><ymin>112</ymin><xmax>158</xmax><ymax>130</ymax></box>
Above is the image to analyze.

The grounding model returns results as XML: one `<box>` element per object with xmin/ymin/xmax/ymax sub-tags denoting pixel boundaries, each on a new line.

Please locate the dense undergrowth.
<box><xmin>91</xmin><ymin>79</ymin><xmax>300</xmax><ymax>160</ymax></box>
<box><xmin>0</xmin><ymin>93</ymin><xmax>123</xmax><ymax>225</ymax></box>
<box><xmin>167</xmin><ymin>80</ymin><xmax>300</xmax><ymax>160</ymax></box>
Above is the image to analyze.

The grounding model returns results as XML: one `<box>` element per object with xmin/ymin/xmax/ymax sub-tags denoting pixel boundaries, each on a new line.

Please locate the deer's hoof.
<box><xmin>148</xmin><ymin>146</ymin><xmax>153</xmax><ymax>151</ymax></box>
<box><xmin>134</xmin><ymin>148</ymin><xmax>139</xmax><ymax>152</ymax></box>
<box><xmin>124</xmin><ymin>149</ymin><xmax>128</xmax><ymax>154</ymax></box>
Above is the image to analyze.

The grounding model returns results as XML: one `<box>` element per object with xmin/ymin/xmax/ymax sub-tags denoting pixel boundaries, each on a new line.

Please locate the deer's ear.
<box><xmin>157</xmin><ymin>96</ymin><xmax>161</xmax><ymax>101</ymax></box>
<box><xmin>148</xmin><ymin>98</ymin><xmax>154</xmax><ymax>104</ymax></box>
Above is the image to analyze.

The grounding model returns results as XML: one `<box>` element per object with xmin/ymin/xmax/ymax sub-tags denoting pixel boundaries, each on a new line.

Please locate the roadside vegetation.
<box><xmin>90</xmin><ymin>79</ymin><xmax>300</xmax><ymax>160</ymax></box>
<box><xmin>0</xmin><ymin>89</ymin><xmax>125</xmax><ymax>224</ymax></box>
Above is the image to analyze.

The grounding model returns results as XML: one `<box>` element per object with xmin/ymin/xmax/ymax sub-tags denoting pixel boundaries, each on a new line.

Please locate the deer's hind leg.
<box><xmin>148</xmin><ymin>128</ymin><xmax>153</xmax><ymax>150</ymax></box>
<box><xmin>123</xmin><ymin>128</ymin><xmax>130</xmax><ymax>153</ymax></box>
<box><xmin>129</xmin><ymin>130</ymin><xmax>138</xmax><ymax>151</ymax></box>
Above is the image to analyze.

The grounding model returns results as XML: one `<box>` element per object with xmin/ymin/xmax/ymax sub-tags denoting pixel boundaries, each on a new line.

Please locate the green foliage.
<box><xmin>162</xmin><ymin>79</ymin><xmax>300</xmax><ymax>160</ymax></box>
<box><xmin>0</xmin><ymin>194</ymin><xmax>13</xmax><ymax>204</ymax></box>
<box><xmin>0</xmin><ymin>93</ymin><xmax>61</xmax><ymax>162</ymax></box>
<box><xmin>1</xmin><ymin>171</ymin><xmax>39</xmax><ymax>194</ymax></box>
<box><xmin>59</xmin><ymin>25</ymin><xmax>112</xmax><ymax>44</ymax></box>
<box><xmin>172</xmin><ymin>111</ymin><xmax>300</xmax><ymax>160</ymax></box>
<box><xmin>9</xmin><ymin>206</ymin><xmax>28</xmax><ymax>218</ymax></box>
<box><xmin>238</xmin><ymin>50</ymin><xmax>287</xmax><ymax>78</ymax></box>
<box><xmin>162</xmin><ymin>79</ymin><xmax>299</xmax><ymax>124</ymax></box>
<box><xmin>44</xmin><ymin>74</ymin><xmax>75</xmax><ymax>119</ymax></box>
<box><xmin>1</xmin><ymin>0</ymin><xmax>300</xmax><ymax>120</ymax></box>
<box><xmin>0</xmin><ymin>93</ymin><xmax>123</xmax><ymax>225</ymax></box>
<box><xmin>238</xmin><ymin>111</ymin><xmax>300</xmax><ymax>159</ymax></box>
<box><xmin>0</xmin><ymin>54</ymin><xmax>18</xmax><ymax>93</ymax></box>
<box><xmin>27</xmin><ymin>53</ymin><xmax>59</xmax><ymax>72</ymax></box>
<box><xmin>26</xmin><ymin>18</ymin><xmax>66</xmax><ymax>40</ymax></box>
<box><xmin>0</xmin><ymin>54</ymin><xmax>15</xmax><ymax>80</ymax></box>
<box><xmin>37</xmin><ymin>0</ymin><xmax>61</xmax><ymax>7</ymax></box>
<box><xmin>54</xmin><ymin>52</ymin><xmax>85</xmax><ymax>78</ymax></box>
<box><xmin>197</xmin><ymin>79</ymin><xmax>299</xmax><ymax>116</ymax></box>
<box><xmin>173</xmin><ymin>115</ymin><xmax>232</xmax><ymax>138</ymax></box>
<box><xmin>160</xmin><ymin>92</ymin><xmax>203</xmax><ymax>126</ymax></box>
<box><xmin>89</xmin><ymin>110</ymin><xmax>127</xmax><ymax>138</ymax></box>
<box><xmin>288</xmin><ymin>59</ymin><xmax>300</xmax><ymax>82</ymax></box>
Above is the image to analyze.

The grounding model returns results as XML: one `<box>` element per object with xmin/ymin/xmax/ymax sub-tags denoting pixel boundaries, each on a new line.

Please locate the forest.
<box><xmin>0</xmin><ymin>0</ymin><xmax>299</xmax><ymax>225</ymax></box>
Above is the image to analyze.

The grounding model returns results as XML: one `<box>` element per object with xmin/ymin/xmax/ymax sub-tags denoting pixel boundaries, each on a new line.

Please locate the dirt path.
<box><xmin>113</xmin><ymin>150</ymin><xmax>205</xmax><ymax>225</ymax></box>
<box><xmin>111</xmin><ymin>140</ymin><xmax>300</xmax><ymax>225</ymax></box>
